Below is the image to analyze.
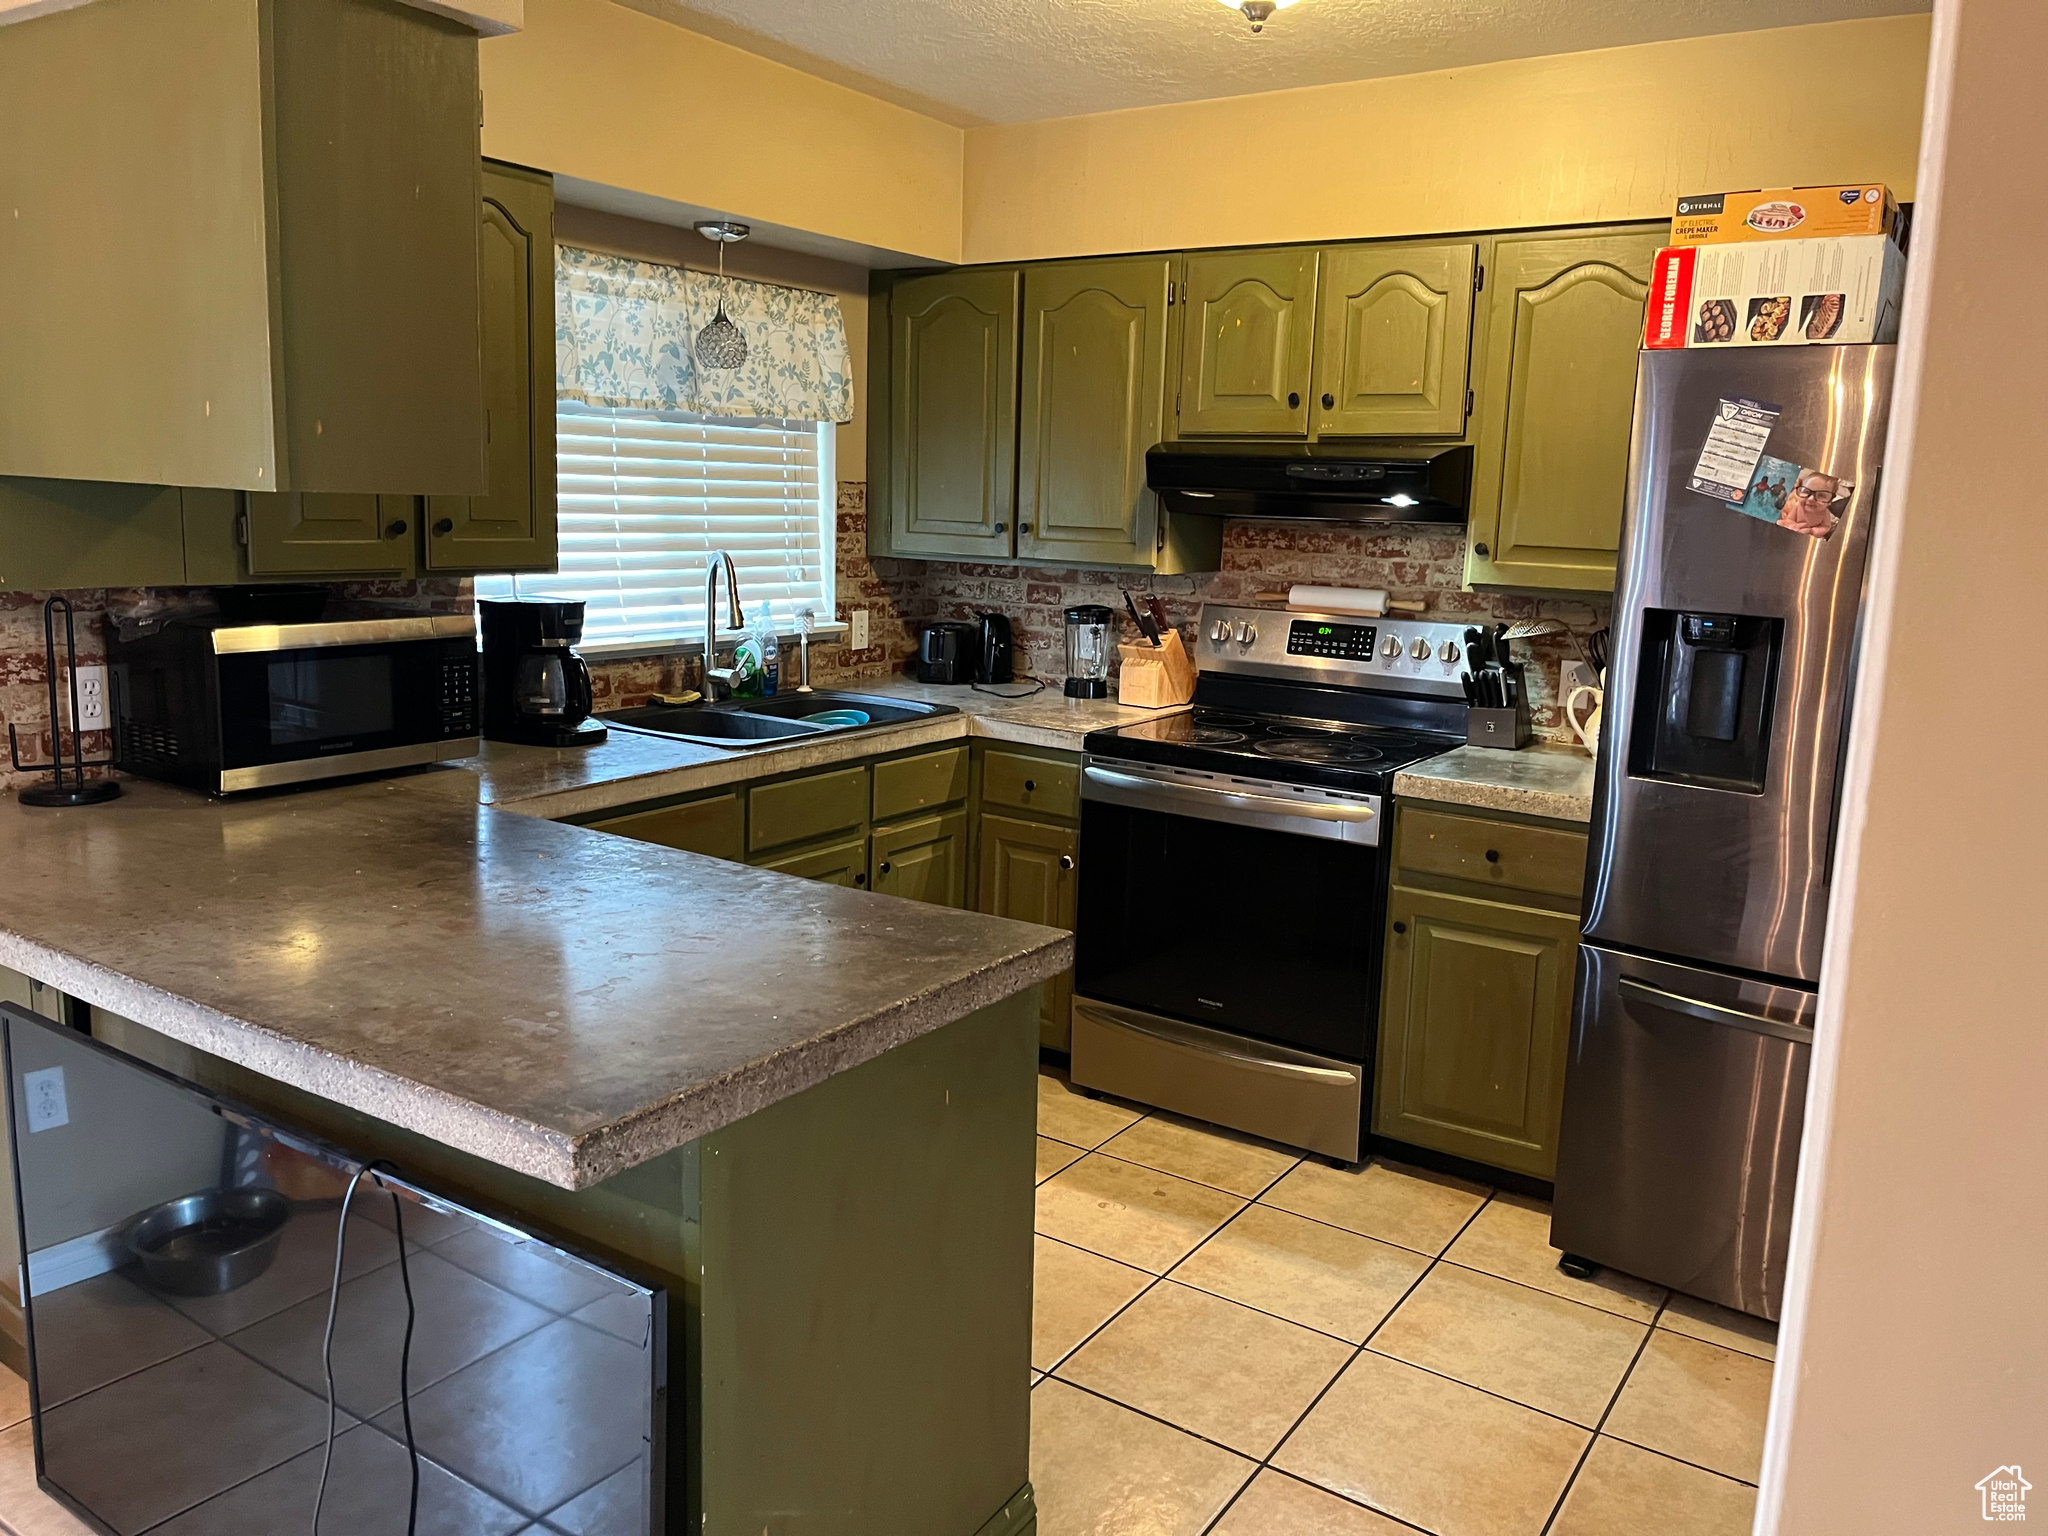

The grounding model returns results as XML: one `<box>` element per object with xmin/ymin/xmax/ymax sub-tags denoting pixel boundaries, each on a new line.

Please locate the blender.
<box><xmin>1063</xmin><ymin>605</ymin><xmax>1114</xmax><ymax>698</ymax></box>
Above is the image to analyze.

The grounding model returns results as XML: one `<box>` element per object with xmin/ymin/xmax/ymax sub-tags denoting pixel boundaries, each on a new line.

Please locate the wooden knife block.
<box><xmin>1117</xmin><ymin>630</ymin><xmax>1197</xmax><ymax>708</ymax></box>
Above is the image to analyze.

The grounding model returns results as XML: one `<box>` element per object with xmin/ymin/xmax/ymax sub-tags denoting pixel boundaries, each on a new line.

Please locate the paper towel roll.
<box><xmin>1287</xmin><ymin>585</ymin><xmax>1390</xmax><ymax>616</ymax></box>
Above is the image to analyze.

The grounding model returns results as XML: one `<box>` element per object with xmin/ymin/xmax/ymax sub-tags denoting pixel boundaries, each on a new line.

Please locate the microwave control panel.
<box><xmin>441</xmin><ymin>657</ymin><xmax>479</xmax><ymax>735</ymax></box>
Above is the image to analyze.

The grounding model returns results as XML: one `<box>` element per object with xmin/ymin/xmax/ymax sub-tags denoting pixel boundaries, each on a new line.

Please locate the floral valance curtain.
<box><xmin>555</xmin><ymin>243</ymin><xmax>855</xmax><ymax>423</ymax></box>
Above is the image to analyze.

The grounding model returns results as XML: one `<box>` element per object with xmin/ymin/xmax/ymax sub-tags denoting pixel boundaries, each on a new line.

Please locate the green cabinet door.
<box><xmin>1313</xmin><ymin>241</ymin><xmax>1477</xmax><ymax>438</ymax></box>
<box><xmin>243</xmin><ymin>491</ymin><xmax>417</xmax><ymax>576</ymax></box>
<box><xmin>1467</xmin><ymin>228</ymin><xmax>1661</xmax><ymax>592</ymax></box>
<box><xmin>1375</xmin><ymin>885</ymin><xmax>1580</xmax><ymax>1178</ymax></box>
<box><xmin>1178</xmin><ymin>249</ymin><xmax>1319</xmax><ymax>437</ymax></box>
<box><xmin>872</xmin><ymin>809</ymin><xmax>970</xmax><ymax>908</ymax></box>
<box><xmin>427</xmin><ymin>162</ymin><xmax>557</xmax><ymax>573</ymax></box>
<box><xmin>1017</xmin><ymin>259</ymin><xmax>1172</xmax><ymax>566</ymax></box>
<box><xmin>888</xmin><ymin>269</ymin><xmax>1021</xmax><ymax>559</ymax></box>
<box><xmin>589</xmin><ymin>793</ymin><xmax>745</xmax><ymax>862</ymax></box>
<box><xmin>0</xmin><ymin>478</ymin><xmax>189</xmax><ymax>590</ymax></box>
<box><xmin>977</xmin><ymin>812</ymin><xmax>1079</xmax><ymax>1050</ymax></box>
<box><xmin>753</xmin><ymin>833</ymin><xmax>872</xmax><ymax>889</ymax></box>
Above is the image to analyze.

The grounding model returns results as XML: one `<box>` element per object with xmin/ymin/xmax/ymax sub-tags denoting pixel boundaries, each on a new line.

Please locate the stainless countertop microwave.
<box><xmin>108</xmin><ymin>611</ymin><xmax>479</xmax><ymax>794</ymax></box>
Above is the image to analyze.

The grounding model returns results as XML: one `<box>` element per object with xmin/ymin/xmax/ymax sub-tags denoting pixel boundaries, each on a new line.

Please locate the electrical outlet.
<box><xmin>74</xmin><ymin>666</ymin><xmax>109</xmax><ymax>731</ymax></box>
<box><xmin>850</xmin><ymin>609</ymin><xmax>870</xmax><ymax>651</ymax></box>
<box><xmin>23</xmin><ymin>1067</ymin><xmax>68</xmax><ymax>1133</ymax></box>
<box><xmin>1560</xmin><ymin>660</ymin><xmax>1598</xmax><ymax>697</ymax></box>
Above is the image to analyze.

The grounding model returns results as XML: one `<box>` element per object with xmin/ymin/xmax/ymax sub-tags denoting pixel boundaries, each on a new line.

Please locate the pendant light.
<box><xmin>693</xmin><ymin>220</ymin><xmax>751</xmax><ymax>370</ymax></box>
<box><xmin>1218</xmin><ymin>0</ymin><xmax>1299</xmax><ymax>32</ymax></box>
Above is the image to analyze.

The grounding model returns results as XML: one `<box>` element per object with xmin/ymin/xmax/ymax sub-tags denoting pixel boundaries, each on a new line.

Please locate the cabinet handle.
<box><xmin>384</xmin><ymin>519</ymin><xmax>408</xmax><ymax>538</ymax></box>
<box><xmin>854</xmin><ymin>872</ymin><xmax>867</xmax><ymax>886</ymax></box>
<box><xmin>1058</xmin><ymin>854</ymin><xmax>1075</xmax><ymax>870</ymax></box>
<box><xmin>1392</xmin><ymin>921</ymin><xmax>1407</xmax><ymax>934</ymax></box>
<box><xmin>878</xmin><ymin>861</ymin><xmax>892</xmax><ymax>875</ymax></box>
<box><xmin>1019</xmin><ymin>522</ymin><xmax>1033</xmax><ymax>535</ymax></box>
<box><xmin>433</xmin><ymin>518</ymin><xmax>455</xmax><ymax>536</ymax></box>
<box><xmin>1023</xmin><ymin>779</ymin><xmax>1037</xmax><ymax>792</ymax></box>
<box><xmin>1473</xmin><ymin>541</ymin><xmax>1490</xmax><ymax>558</ymax></box>
<box><xmin>1321</xmin><ymin>392</ymin><xmax>1335</xmax><ymax>410</ymax></box>
<box><xmin>993</xmin><ymin>522</ymin><xmax>1008</xmax><ymax>535</ymax></box>
<box><xmin>1485</xmin><ymin>849</ymin><xmax>1500</xmax><ymax>863</ymax></box>
<box><xmin>1287</xmin><ymin>392</ymin><xmax>1300</xmax><ymax>409</ymax></box>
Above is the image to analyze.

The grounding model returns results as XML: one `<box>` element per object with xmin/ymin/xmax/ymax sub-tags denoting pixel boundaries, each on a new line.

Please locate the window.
<box><xmin>477</xmin><ymin>400</ymin><xmax>835</xmax><ymax>654</ymax></box>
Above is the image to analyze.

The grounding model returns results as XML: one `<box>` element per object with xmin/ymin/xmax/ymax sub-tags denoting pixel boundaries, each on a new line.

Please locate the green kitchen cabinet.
<box><xmin>242</xmin><ymin>492</ymin><xmax>418</xmax><ymax>577</ymax></box>
<box><xmin>886</xmin><ymin>269</ymin><xmax>1021</xmax><ymax>560</ymax></box>
<box><xmin>872</xmin><ymin>809</ymin><xmax>971</xmax><ymax>908</ymax></box>
<box><xmin>0</xmin><ymin>479</ymin><xmax>190</xmax><ymax>590</ymax></box>
<box><xmin>1466</xmin><ymin>227</ymin><xmax>1662</xmax><ymax>592</ymax></box>
<box><xmin>747</xmin><ymin>765</ymin><xmax>870</xmax><ymax>856</ymax></box>
<box><xmin>589</xmin><ymin>793</ymin><xmax>745</xmax><ymax>862</ymax></box>
<box><xmin>1016</xmin><ymin>258</ymin><xmax>1174</xmax><ymax>566</ymax></box>
<box><xmin>1177</xmin><ymin>249</ymin><xmax>1320</xmax><ymax>437</ymax></box>
<box><xmin>977</xmin><ymin>809</ymin><xmax>1079</xmax><ymax>1050</ymax></box>
<box><xmin>754</xmin><ymin>833</ymin><xmax>872</xmax><ymax>889</ymax></box>
<box><xmin>1312</xmin><ymin>241</ymin><xmax>1478</xmax><ymax>438</ymax></box>
<box><xmin>426</xmin><ymin>161</ymin><xmax>559</xmax><ymax>574</ymax></box>
<box><xmin>1376</xmin><ymin>884</ymin><xmax>1579</xmax><ymax>1178</ymax></box>
<box><xmin>0</xmin><ymin>0</ymin><xmax>483</xmax><ymax>496</ymax></box>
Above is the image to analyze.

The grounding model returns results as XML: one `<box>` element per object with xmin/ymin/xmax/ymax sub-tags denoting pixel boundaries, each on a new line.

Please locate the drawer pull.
<box><xmin>1485</xmin><ymin>849</ymin><xmax>1500</xmax><ymax>863</ymax></box>
<box><xmin>1058</xmin><ymin>854</ymin><xmax>1075</xmax><ymax>871</ymax></box>
<box><xmin>854</xmin><ymin>872</ymin><xmax>867</xmax><ymax>886</ymax></box>
<box><xmin>1392</xmin><ymin>921</ymin><xmax>1407</xmax><ymax>934</ymax></box>
<box><xmin>1024</xmin><ymin>779</ymin><xmax>1037</xmax><ymax>792</ymax></box>
<box><xmin>878</xmin><ymin>861</ymin><xmax>892</xmax><ymax>875</ymax></box>
<box><xmin>384</xmin><ymin>519</ymin><xmax>408</xmax><ymax>538</ymax></box>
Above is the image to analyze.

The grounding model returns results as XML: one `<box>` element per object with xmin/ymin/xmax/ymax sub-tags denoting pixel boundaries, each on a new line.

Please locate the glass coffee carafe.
<box><xmin>1063</xmin><ymin>605</ymin><xmax>1113</xmax><ymax>699</ymax></box>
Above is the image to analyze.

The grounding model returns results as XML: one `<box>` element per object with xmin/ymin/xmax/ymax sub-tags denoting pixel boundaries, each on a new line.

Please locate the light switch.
<box><xmin>23</xmin><ymin>1067</ymin><xmax>68</xmax><ymax>1133</ymax></box>
<box><xmin>850</xmin><ymin>610</ymin><xmax>870</xmax><ymax>651</ymax></box>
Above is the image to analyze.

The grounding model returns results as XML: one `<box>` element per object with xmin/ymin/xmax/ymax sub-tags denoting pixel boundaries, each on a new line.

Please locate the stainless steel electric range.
<box><xmin>1072</xmin><ymin>602</ymin><xmax>1474</xmax><ymax>1163</ymax></box>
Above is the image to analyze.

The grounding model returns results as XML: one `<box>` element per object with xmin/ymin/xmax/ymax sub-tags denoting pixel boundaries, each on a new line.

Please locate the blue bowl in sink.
<box><xmin>804</xmin><ymin>709</ymin><xmax>871</xmax><ymax>727</ymax></box>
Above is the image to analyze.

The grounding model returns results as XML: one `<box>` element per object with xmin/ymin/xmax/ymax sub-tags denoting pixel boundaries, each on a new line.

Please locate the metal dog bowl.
<box><xmin>124</xmin><ymin>1188</ymin><xmax>291</xmax><ymax>1297</ymax></box>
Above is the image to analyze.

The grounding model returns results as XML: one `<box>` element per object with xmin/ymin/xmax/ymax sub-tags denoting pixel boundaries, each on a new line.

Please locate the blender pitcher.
<box><xmin>1063</xmin><ymin>605</ymin><xmax>1113</xmax><ymax>698</ymax></box>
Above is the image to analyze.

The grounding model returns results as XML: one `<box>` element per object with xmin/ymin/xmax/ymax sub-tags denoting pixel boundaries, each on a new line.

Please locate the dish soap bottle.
<box><xmin>759</xmin><ymin>600</ymin><xmax>780</xmax><ymax>695</ymax></box>
<box><xmin>731</xmin><ymin>614</ymin><xmax>766</xmax><ymax>697</ymax></box>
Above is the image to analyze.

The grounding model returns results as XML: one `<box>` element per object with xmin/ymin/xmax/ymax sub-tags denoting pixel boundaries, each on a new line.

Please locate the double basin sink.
<box><xmin>602</xmin><ymin>690</ymin><xmax>958</xmax><ymax>749</ymax></box>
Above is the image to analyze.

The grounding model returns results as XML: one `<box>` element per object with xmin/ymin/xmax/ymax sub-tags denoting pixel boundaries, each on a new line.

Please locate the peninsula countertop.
<box><xmin>1392</xmin><ymin>744</ymin><xmax>1598</xmax><ymax>823</ymax></box>
<box><xmin>0</xmin><ymin>775</ymin><xmax>1070</xmax><ymax>1191</ymax></box>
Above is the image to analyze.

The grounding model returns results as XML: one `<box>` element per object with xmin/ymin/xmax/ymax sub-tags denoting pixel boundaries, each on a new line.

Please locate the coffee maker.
<box><xmin>479</xmin><ymin>599</ymin><xmax>607</xmax><ymax>748</ymax></box>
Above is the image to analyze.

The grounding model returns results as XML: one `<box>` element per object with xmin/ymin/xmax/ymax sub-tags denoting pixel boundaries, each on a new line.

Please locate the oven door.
<box><xmin>212</xmin><ymin>620</ymin><xmax>479</xmax><ymax>791</ymax></box>
<box><xmin>1073</xmin><ymin>758</ymin><xmax>1387</xmax><ymax>1061</ymax></box>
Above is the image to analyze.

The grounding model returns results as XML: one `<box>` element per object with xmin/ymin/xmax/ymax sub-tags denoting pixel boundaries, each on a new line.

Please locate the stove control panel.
<box><xmin>1199</xmin><ymin>603</ymin><xmax>1475</xmax><ymax>699</ymax></box>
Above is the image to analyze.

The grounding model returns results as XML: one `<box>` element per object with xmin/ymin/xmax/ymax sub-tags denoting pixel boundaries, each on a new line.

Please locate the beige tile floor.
<box><xmin>1032</xmin><ymin>1068</ymin><xmax>1777</xmax><ymax>1536</ymax></box>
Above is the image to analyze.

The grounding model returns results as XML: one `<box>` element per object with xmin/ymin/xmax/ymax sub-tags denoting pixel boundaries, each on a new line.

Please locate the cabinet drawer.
<box><xmin>1396</xmin><ymin>806</ymin><xmax>1587</xmax><ymax>903</ymax></box>
<box><xmin>753</xmin><ymin>833</ymin><xmax>870</xmax><ymax>889</ymax></box>
<box><xmin>873</xmin><ymin>746</ymin><xmax>969</xmax><ymax>822</ymax></box>
<box><xmin>748</xmin><ymin>766</ymin><xmax>869</xmax><ymax>854</ymax></box>
<box><xmin>591</xmin><ymin>793</ymin><xmax>744</xmax><ymax>862</ymax></box>
<box><xmin>981</xmin><ymin>749</ymin><xmax>1080</xmax><ymax>820</ymax></box>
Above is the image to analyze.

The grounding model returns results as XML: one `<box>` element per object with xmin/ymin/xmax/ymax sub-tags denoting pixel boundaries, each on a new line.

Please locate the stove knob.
<box><xmin>1409</xmin><ymin>637</ymin><xmax>1431</xmax><ymax>660</ymax></box>
<box><xmin>1236</xmin><ymin>620</ymin><xmax>1257</xmax><ymax>645</ymax></box>
<box><xmin>1380</xmin><ymin>636</ymin><xmax>1402</xmax><ymax>658</ymax></box>
<box><xmin>1210</xmin><ymin>620</ymin><xmax>1228</xmax><ymax>643</ymax></box>
<box><xmin>1439</xmin><ymin>640</ymin><xmax>1461</xmax><ymax>663</ymax></box>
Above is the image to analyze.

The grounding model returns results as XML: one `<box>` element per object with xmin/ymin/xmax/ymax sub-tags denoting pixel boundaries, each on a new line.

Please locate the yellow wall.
<box><xmin>553</xmin><ymin>204</ymin><xmax>871</xmax><ymax>479</ymax></box>
<box><xmin>480</xmin><ymin>0</ymin><xmax>963</xmax><ymax>263</ymax></box>
<box><xmin>960</xmin><ymin>15</ymin><xmax>1932</xmax><ymax>263</ymax></box>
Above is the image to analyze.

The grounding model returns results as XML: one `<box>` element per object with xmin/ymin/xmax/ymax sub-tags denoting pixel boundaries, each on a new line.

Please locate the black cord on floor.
<box><xmin>312</xmin><ymin>1160</ymin><xmax>420</xmax><ymax>1536</ymax></box>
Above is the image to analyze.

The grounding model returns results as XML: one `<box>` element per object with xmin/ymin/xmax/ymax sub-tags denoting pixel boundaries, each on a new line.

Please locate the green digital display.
<box><xmin>1287</xmin><ymin>619</ymin><xmax>1376</xmax><ymax>658</ymax></box>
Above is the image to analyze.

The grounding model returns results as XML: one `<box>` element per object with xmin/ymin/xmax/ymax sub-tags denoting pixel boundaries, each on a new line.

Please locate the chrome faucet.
<box><xmin>702</xmin><ymin>550</ymin><xmax>746</xmax><ymax>700</ymax></box>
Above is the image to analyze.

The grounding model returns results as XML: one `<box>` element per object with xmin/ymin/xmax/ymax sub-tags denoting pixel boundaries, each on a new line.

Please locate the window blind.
<box><xmin>477</xmin><ymin>401</ymin><xmax>835</xmax><ymax>652</ymax></box>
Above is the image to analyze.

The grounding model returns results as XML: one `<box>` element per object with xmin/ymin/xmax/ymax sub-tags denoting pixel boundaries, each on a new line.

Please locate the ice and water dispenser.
<box><xmin>1628</xmin><ymin>610</ymin><xmax>1783</xmax><ymax>793</ymax></box>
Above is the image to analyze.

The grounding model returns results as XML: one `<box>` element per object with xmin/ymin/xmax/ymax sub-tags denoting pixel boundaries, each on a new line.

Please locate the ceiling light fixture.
<box><xmin>693</xmin><ymin>220</ymin><xmax>751</xmax><ymax>370</ymax></box>
<box><xmin>1218</xmin><ymin>0</ymin><xmax>1299</xmax><ymax>33</ymax></box>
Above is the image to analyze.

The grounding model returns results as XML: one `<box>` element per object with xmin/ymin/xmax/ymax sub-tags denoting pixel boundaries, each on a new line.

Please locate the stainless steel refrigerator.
<box><xmin>1552</xmin><ymin>343</ymin><xmax>1895</xmax><ymax>1321</ymax></box>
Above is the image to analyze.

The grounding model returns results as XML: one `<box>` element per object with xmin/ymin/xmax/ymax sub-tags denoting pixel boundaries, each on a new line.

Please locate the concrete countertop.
<box><xmin>1394</xmin><ymin>744</ymin><xmax>1598</xmax><ymax>824</ymax></box>
<box><xmin>0</xmin><ymin>777</ymin><xmax>1071</xmax><ymax>1191</ymax></box>
<box><xmin>460</xmin><ymin>673</ymin><xmax>1178</xmax><ymax>821</ymax></box>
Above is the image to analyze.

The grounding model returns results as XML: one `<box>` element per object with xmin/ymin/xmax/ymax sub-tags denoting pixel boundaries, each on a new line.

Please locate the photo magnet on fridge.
<box><xmin>1728</xmin><ymin>454</ymin><xmax>1853</xmax><ymax>540</ymax></box>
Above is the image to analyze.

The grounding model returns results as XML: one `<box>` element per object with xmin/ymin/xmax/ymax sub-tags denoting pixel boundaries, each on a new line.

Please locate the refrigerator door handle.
<box><xmin>1617</xmin><ymin>977</ymin><xmax>1814</xmax><ymax>1044</ymax></box>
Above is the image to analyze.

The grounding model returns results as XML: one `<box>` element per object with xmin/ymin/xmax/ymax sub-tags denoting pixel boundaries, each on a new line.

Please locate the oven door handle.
<box><xmin>1082</xmin><ymin>764</ymin><xmax>1379</xmax><ymax>845</ymax></box>
<box><xmin>1079</xmin><ymin>1003</ymin><xmax>1360</xmax><ymax>1085</ymax></box>
<box><xmin>1617</xmin><ymin>977</ymin><xmax>1815</xmax><ymax>1044</ymax></box>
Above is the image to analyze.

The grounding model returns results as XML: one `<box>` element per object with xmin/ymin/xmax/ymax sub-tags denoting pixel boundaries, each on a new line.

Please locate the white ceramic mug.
<box><xmin>1566</xmin><ymin>678</ymin><xmax>1604</xmax><ymax>755</ymax></box>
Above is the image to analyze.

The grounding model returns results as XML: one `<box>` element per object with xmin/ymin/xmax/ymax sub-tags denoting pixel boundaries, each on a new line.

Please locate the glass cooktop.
<box><xmin>1086</xmin><ymin>706</ymin><xmax>1457</xmax><ymax>789</ymax></box>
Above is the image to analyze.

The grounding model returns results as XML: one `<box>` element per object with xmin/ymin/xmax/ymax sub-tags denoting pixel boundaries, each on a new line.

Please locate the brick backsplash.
<box><xmin>1</xmin><ymin>482</ymin><xmax>1606</xmax><ymax>794</ymax></box>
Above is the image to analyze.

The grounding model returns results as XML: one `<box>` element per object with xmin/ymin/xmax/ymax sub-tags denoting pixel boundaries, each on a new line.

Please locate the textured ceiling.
<box><xmin>616</xmin><ymin>0</ymin><xmax>1927</xmax><ymax>126</ymax></box>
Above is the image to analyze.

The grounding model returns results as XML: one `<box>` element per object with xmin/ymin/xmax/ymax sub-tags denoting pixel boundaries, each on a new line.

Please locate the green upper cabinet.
<box><xmin>887</xmin><ymin>269</ymin><xmax>1021</xmax><ymax>560</ymax></box>
<box><xmin>1017</xmin><ymin>258</ymin><xmax>1173</xmax><ymax>566</ymax></box>
<box><xmin>243</xmin><ymin>492</ymin><xmax>417</xmax><ymax>578</ymax></box>
<box><xmin>0</xmin><ymin>479</ymin><xmax>190</xmax><ymax>591</ymax></box>
<box><xmin>1466</xmin><ymin>227</ymin><xmax>1661</xmax><ymax>592</ymax></box>
<box><xmin>1313</xmin><ymin>241</ymin><xmax>1478</xmax><ymax>438</ymax></box>
<box><xmin>0</xmin><ymin>0</ymin><xmax>484</xmax><ymax>496</ymax></box>
<box><xmin>1177</xmin><ymin>249</ymin><xmax>1319</xmax><ymax>437</ymax></box>
<box><xmin>427</xmin><ymin>162</ymin><xmax>559</xmax><ymax>574</ymax></box>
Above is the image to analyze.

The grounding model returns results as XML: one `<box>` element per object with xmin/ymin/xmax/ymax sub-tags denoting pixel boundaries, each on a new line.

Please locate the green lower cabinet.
<box><xmin>976</xmin><ymin>812</ymin><xmax>1079</xmax><ymax>1050</ymax></box>
<box><xmin>753</xmin><ymin>832</ymin><xmax>871</xmax><ymax>889</ymax></box>
<box><xmin>589</xmin><ymin>793</ymin><xmax>744</xmax><ymax>862</ymax></box>
<box><xmin>1374</xmin><ymin>884</ymin><xmax>1579</xmax><ymax>1178</ymax></box>
<box><xmin>872</xmin><ymin>810</ymin><xmax>970</xmax><ymax>908</ymax></box>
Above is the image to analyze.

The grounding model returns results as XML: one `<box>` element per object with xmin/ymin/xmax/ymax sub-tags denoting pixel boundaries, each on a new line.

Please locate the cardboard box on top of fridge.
<box><xmin>1669</xmin><ymin>184</ymin><xmax>1899</xmax><ymax>245</ymax></box>
<box><xmin>1643</xmin><ymin>236</ymin><xmax>1906</xmax><ymax>350</ymax></box>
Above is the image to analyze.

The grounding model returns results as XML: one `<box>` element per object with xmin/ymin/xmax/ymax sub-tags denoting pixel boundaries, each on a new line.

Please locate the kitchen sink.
<box><xmin>602</xmin><ymin>691</ymin><xmax>957</xmax><ymax>749</ymax></box>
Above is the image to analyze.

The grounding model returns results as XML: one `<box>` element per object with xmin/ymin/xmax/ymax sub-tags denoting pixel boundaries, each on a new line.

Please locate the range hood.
<box><xmin>1147</xmin><ymin>443</ymin><xmax>1471</xmax><ymax>524</ymax></box>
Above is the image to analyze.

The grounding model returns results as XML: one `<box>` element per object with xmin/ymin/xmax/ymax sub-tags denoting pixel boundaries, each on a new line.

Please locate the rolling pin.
<box><xmin>1252</xmin><ymin>585</ymin><xmax>1427</xmax><ymax>617</ymax></box>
